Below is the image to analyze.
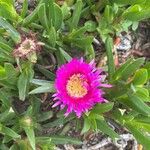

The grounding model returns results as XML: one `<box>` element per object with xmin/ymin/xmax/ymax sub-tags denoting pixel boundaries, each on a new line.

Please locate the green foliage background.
<box><xmin>0</xmin><ymin>0</ymin><xmax>150</xmax><ymax>149</ymax></box>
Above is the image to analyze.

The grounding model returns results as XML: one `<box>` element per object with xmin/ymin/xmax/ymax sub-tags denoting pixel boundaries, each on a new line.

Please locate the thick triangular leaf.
<box><xmin>50</xmin><ymin>136</ymin><xmax>82</xmax><ymax>145</ymax></box>
<box><xmin>0</xmin><ymin>17</ymin><xmax>21</xmax><ymax>43</ymax></box>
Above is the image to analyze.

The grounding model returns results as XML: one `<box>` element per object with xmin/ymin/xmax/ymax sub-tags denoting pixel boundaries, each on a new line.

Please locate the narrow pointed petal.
<box><xmin>52</xmin><ymin>101</ymin><xmax>61</xmax><ymax>108</ymax></box>
<box><xmin>100</xmin><ymin>84</ymin><xmax>112</xmax><ymax>88</ymax></box>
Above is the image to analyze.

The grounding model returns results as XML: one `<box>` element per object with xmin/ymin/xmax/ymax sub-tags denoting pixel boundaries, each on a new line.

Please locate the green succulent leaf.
<box><xmin>70</xmin><ymin>0</ymin><xmax>83</xmax><ymax>30</ymax></box>
<box><xmin>105</xmin><ymin>37</ymin><xmax>115</xmax><ymax>81</ymax></box>
<box><xmin>21</xmin><ymin>0</ymin><xmax>28</xmax><ymax>18</ymax></box>
<box><xmin>29</xmin><ymin>83</ymin><xmax>55</xmax><ymax>94</ymax></box>
<box><xmin>132</xmin><ymin>68</ymin><xmax>148</xmax><ymax>85</ymax></box>
<box><xmin>0</xmin><ymin>1</ymin><xmax>20</xmax><ymax>21</ymax></box>
<box><xmin>119</xmin><ymin>58</ymin><xmax>144</xmax><ymax>81</ymax></box>
<box><xmin>120</xmin><ymin>94</ymin><xmax>150</xmax><ymax>116</ymax></box>
<box><xmin>0</xmin><ymin>123</ymin><xmax>20</xmax><ymax>139</ymax></box>
<box><xmin>110</xmin><ymin>0</ymin><xmax>146</xmax><ymax>5</ymax></box>
<box><xmin>22</xmin><ymin>3</ymin><xmax>42</xmax><ymax>26</ymax></box>
<box><xmin>24</xmin><ymin>127</ymin><xmax>35</xmax><ymax>150</ymax></box>
<box><xmin>50</xmin><ymin>136</ymin><xmax>82</xmax><ymax>145</ymax></box>
<box><xmin>123</xmin><ymin>4</ymin><xmax>150</xmax><ymax>21</ymax></box>
<box><xmin>0</xmin><ymin>17</ymin><xmax>21</xmax><ymax>43</ymax></box>
<box><xmin>125</xmin><ymin>121</ymin><xmax>150</xmax><ymax>150</ymax></box>
<box><xmin>38</xmin><ymin>3</ymin><xmax>49</xmax><ymax>31</ymax></box>
<box><xmin>18</xmin><ymin>71</ymin><xmax>29</xmax><ymax>101</ymax></box>
<box><xmin>96</xmin><ymin>116</ymin><xmax>119</xmax><ymax>140</ymax></box>
<box><xmin>92</xmin><ymin>102</ymin><xmax>114</xmax><ymax>114</ymax></box>
<box><xmin>81</xmin><ymin>117</ymin><xmax>91</xmax><ymax>134</ymax></box>
<box><xmin>53</xmin><ymin>3</ymin><xmax>63</xmax><ymax>30</ymax></box>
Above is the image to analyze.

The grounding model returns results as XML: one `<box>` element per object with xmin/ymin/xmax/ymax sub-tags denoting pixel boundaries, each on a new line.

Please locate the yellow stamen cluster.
<box><xmin>66</xmin><ymin>74</ymin><xmax>88</xmax><ymax>98</ymax></box>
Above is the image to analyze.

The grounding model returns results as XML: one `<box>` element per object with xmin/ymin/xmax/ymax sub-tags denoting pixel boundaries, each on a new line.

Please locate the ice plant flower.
<box><xmin>53</xmin><ymin>58</ymin><xmax>111</xmax><ymax>117</ymax></box>
<box><xmin>13</xmin><ymin>33</ymin><xmax>44</xmax><ymax>63</ymax></box>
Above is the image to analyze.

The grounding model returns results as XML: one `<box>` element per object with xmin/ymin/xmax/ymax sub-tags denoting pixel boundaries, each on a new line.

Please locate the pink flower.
<box><xmin>53</xmin><ymin>58</ymin><xmax>110</xmax><ymax>117</ymax></box>
<box><xmin>13</xmin><ymin>33</ymin><xmax>44</xmax><ymax>63</ymax></box>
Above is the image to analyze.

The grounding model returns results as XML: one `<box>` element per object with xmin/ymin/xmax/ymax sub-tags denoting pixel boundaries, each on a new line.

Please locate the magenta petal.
<box><xmin>89</xmin><ymin>59</ymin><xmax>95</xmax><ymax>67</ymax></box>
<box><xmin>52</xmin><ymin>93</ymin><xmax>58</xmax><ymax>97</ymax></box>
<box><xmin>65</xmin><ymin>106</ymin><xmax>73</xmax><ymax>117</ymax></box>
<box><xmin>52</xmin><ymin>101</ymin><xmax>61</xmax><ymax>108</ymax></box>
<box><xmin>100</xmin><ymin>84</ymin><xmax>112</xmax><ymax>88</ymax></box>
<box><xmin>60</xmin><ymin>104</ymin><xmax>65</xmax><ymax>109</ymax></box>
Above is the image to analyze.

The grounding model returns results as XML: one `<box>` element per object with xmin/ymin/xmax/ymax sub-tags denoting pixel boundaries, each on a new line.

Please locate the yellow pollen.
<box><xmin>66</xmin><ymin>74</ymin><xmax>88</xmax><ymax>98</ymax></box>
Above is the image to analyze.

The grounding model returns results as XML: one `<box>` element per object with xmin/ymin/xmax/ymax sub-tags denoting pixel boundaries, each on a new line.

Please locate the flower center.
<box><xmin>22</xmin><ymin>39</ymin><xmax>35</xmax><ymax>51</ymax></box>
<box><xmin>66</xmin><ymin>74</ymin><xmax>88</xmax><ymax>98</ymax></box>
<box><xmin>23</xmin><ymin>41</ymin><xmax>31</xmax><ymax>50</ymax></box>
